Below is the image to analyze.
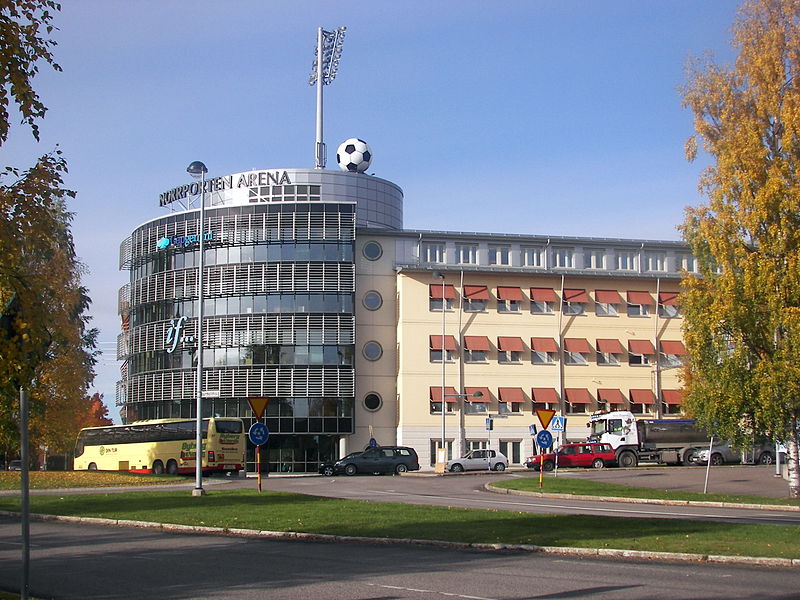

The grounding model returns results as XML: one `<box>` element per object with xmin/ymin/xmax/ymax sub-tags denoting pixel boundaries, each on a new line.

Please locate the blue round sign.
<box><xmin>536</xmin><ymin>430</ymin><xmax>553</xmax><ymax>449</ymax></box>
<box><xmin>248</xmin><ymin>422</ymin><xmax>269</xmax><ymax>446</ymax></box>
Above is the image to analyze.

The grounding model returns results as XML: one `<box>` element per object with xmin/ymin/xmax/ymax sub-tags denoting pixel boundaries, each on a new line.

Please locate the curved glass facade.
<box><xmin>116</xmin><ymin>168</ymin><xmax>401</xmax><ymax>472</ymax></box>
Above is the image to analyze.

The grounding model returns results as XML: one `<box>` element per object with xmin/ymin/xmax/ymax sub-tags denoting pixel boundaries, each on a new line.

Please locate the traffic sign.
<box><xmin>528</xmin><ymin>424</ymin><xmax>537</xmax><ymax>437</ymax></box>
<box><xmin>535</xmin><ymin>409</ymin><xmax>556</xmax><ymax>430</ymax></box>
<box><xmin>550</xmin><ymin>416</ymin><xmax>566</xmax><ymax>431</ymax></box>
<box><xmin>247</xmin><ymin>397</ymin><xmax>270</xmax><ymax>419</ymax></box>
<box><xmin>536</xmin><ymin>430</ymin><xmax>553</xmax><ymax>449</ymax></box>
<box><xmin>248</xmin><ymin>422</ymin><xmax>269</xmax><ymax>446</ymax></box>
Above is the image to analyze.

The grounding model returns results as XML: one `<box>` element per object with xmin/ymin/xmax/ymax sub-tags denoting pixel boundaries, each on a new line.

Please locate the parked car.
<box><xmin>319</xmin><ymin>452</ymin><xmax>360</xmax><ymax>476</ymax></box>
<box><xmin>325</xmin><ymin>446</ymin><xmax>420</xmax><ymax>476</ymax></box>
<box><xmin>524</xmin><ymin>442</ymin><xmax>616</xmax><ymax>471</ymax></box>
<box><xmin>695</xmin><ymin>441</ymin><xmax>785</xmax><ymax>466</ymax></box>
<box><xmin>446</xmin><ymin>449</ymin><xmax>508</xmax><ymax>472</ymax></box>
<box><xmin>7</xmin><ymin>460</ymin><xmax>22</xmax><ymax>471</ymax></box>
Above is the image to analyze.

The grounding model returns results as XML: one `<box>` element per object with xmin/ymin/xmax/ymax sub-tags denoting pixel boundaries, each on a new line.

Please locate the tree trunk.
<box><xmin>787</xmin><ymin>419</ymin><xmax>799</xmax><ymax>499</ymax></box>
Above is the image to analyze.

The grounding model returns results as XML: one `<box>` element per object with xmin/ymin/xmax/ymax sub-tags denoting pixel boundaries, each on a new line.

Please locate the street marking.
<box><xmin>365</xmin><ymin>582</ymin><xmax>497</xmax><ymax>600</ymax></box>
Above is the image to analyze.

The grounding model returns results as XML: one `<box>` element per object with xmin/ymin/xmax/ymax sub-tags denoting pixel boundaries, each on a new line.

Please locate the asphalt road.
<box><xmin>249</xmin><ymin>467</ymin><xmax>800</xmax><ymax>526</ymax></box>
<box><xmin>2</xmin><ymin>517</ymin><xmax>800</xmax><ymax>600</ymax></box>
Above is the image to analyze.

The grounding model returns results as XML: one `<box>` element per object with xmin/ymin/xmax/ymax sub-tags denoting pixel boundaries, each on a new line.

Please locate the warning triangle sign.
<box><xmin>535</xmin><ymin>409</ymin><xmax>556</xmax><ymax>430</ymax></box>
<box><xmin>247</xmin><ymin>397</ymin><xmax>270</xmax><ymax>419</ymax></box>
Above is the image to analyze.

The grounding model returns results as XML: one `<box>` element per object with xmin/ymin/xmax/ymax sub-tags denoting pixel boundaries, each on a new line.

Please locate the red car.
<box><xmin>524</xmin><ymin>442</ymin><xmax>616</xmax><ymax>471</ymax></box>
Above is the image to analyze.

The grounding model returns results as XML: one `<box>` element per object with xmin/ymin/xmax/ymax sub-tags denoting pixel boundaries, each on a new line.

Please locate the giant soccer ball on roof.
<box><xmin>336</xmin><ymin>138</ymin><xmax>372</xmax><ymax>172</ymax></box>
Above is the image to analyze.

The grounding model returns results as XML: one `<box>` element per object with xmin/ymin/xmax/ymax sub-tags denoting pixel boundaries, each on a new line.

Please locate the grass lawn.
<box><xmin>0</xmin><ymin>488</ymin><xmax>798</xmax><ymax>559</ymax></box>
<box><xmin>493</xmin><ymin>475</ymin><xmax>800</xmax><ymax>507</ymax></box>
<box><xmin>0</xmin><ymin>471</ymin><xmax>189</xmax><ymax>490</ymax></box>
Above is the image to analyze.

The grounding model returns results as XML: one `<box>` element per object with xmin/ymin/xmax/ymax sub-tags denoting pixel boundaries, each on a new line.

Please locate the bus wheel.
<box><xmin>88</xmin><ymin>463</ymin><xmax>98</xmax><ymax>471</ymax></box>
<box><xmin>153</xmin><ymin>460</ymin><xmax>164</xmax><ymax>475</ymax></box>
<box><xmin>166</xmin><ymin>460</ymin><xmax>178</xmax><ymax>475</ymax></box>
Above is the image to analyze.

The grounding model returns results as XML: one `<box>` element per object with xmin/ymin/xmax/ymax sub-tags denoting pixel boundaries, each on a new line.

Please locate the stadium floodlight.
<box><xmin>309</xmin><ymin>26</ymin><xmax>346</xmax><ymax>169</ymax></box>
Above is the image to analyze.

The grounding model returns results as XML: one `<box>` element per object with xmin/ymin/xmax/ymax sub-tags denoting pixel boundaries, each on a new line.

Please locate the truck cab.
<box><xmin>588</xmin><ymin>410</ymin><xmax>639</xmax><ymax>450</ymax></box>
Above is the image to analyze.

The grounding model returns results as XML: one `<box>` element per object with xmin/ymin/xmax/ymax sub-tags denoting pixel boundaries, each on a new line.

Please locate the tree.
<box><xmin>0</xmin><ymin>1</ymin><xmax>97</xmax><ymax>457</ymax></box>
<box><xmin>680</xmin><ymin>0</ymin><xmax>800</xmax><ymax>497</ymax></box>
<box><xmin>82</xmin><ymin>393</ymin><xmax>113</xmax><ymax>428</ymax></box>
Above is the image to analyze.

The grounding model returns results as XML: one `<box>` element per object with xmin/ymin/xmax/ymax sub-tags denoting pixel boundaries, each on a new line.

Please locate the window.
<box><xmin>596</xmin><ymin>302</ymin><xmax>618</xmax><ymax>316</ymax></box>
<box><xmin>630</xmin><ymin>389</ymin><xmax>655</xmax><ymax>415</ymax></box>
<box><xmin>662</xmin><ymin>390</ymin><xmax>683</xmax><ymax>415</ymax></box>
<box><xmin>562</xmin><ymin>289</ymin><xmax>588</xmax><ymax>315</ymax></box>
<box><xmin>429</xmin><ymin>335</ymin><xmax>457</xmax><ymax>362</ymax></box>
<box><xmin>587</xmin><ymin>249</ymin><xmax>606</xmax><ymax>269</ymax></box>
<box><xmin>362</xmin><ymin>241</ymin><xmax>382</xmax><ymax>261</ymax></box>
<box><xmin>497</xmin><ymin>287</ymin><xmax>522</xmax><ymax>313</ymax></box>
<box><xmin>645</xmin><ymin>251</ymin><xmax>666</xmax><ymax>272</ymax></box>
<box><xmin>627</xmin><ymin>291</ymin><xmax>653</xmax><ymax>317</ymax></box>
<box><xmin>429</xmin><ymin>284</ymin><xmax>456</xmax><ymax>312</ymax></box>
<box><xmin>498</xmin><ymin>337</ymin><xmax>524</xmax><ymax>363</ymax></box>
<box><xmin>522</xmin><ymin>246</ymin><xmax>545</xmax><ymax>268</ymax></box>
<box><xmin>430</xmin><ymin>387</ymin><xmax>457</xmax><ymax>415</ymax></box>
<box><xmin>532</xmin><ymin>350</ymin><xmax>556</xmax><ymax>364</ymax></box>
<box><xmin>456</xmin><ymin>244</ymin><xmax>478</xmax><ymax>265</ymax></box>
<box><xmin>362</xmin><ymin>341</ymin><xmax>383</xmax><ymax>361</ymax></box>
<box><xmin>659</xmin><ymin>340</ymin><xmax>686</xmax><ymax>368</ymax></box>
<box><xmin>563</xmin><ymin>338</ymin><xmax>590</xmax><ymax>365</ymax></box>
<box><xmin>362</xmin><ymin>291</ymin><xmax>382</xmax><ymax>311</ymax></box>
<box><xmin>532</xmin><ymin>388</ymin><xmax>559</xmax><ymax>411</ymax></box>
<box><xmin>629</xmin><ymin>352</ymin><xmax>651</xmax><ymax>366</ymax></box>
<box><xmin>499</xmin><ymin>441</ymin><xmax>522</xmax><ymax>463</ymax></box>
<box><xmin>463</xmin><ymin>285</ymin><xmax>489</xmax><ymax>312</ymax></box>
<box><xmin>552</xmin><ymin>247</ymin><xmax>574</xmax><ymax>268</ymax></box>
<box><xmin>597</xmin><ymin>351</ymin><xmax>620</xmax><ymax>365</ymax></box>
<box><xmin>464</xmin><ymin>401</ymin><xmax>487</xmax><ymax>414</ymax></box>
<box><xmin>677</xmin><ymin>253</ymin><xmax>696</xmax><ymax>273</ymax></box>
<box><xmin>531</xmin><ymin>300</ymin><xmax>553</xmax><ymax>314</ymax></box>
<box><xmin>422</xmin><ymin>242</ymin><xmax>445</xmax><ymax>264</ymax></box>
<box><xmin>489</xmin><ymin>245</ymin><xmax>511</xmax><ymax>265</ymax></box>
<box><xmin>531</xmin><ymin>337</ymin><xmax>558</xmax><ymax>364</ymax></box>
<box><xmin>530</xmin><ymin>288</ymin><xmax>556</xmax><ymax>314</ymax></box>
<box><xmin>598</xmin><ymin>389</ymin><xmax>626</xmax><ymax>412</ymax></box>
<box><xmin>565</xmin><ymin>388</ymin><xmax>590</xmax><ymax>414</ymax></box>
<box><xmin>616</xmin><ymin>250</ymin><xmax>637</xmax><ymax>271</ymax></box>
<box><xmin>430</xmin><ymin>439</ymin><xmax>454</xmax><ymax>464</ymax></box>
<box><xmin>363</xmin><ymin>393</ymin><xmax>382</xmax><ymax>411</ymax></box>
<box><xmin>658</xmin><ymin>292</ymin><xmax>680</xmax><ymax>318</ymax></box>
<box><xmin>463</xmin><ymin>336</ymin><xmax>490</xmax><ymax>363</ymax></box>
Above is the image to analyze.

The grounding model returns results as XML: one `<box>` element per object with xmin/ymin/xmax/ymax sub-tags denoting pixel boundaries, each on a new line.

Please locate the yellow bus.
<box><xmin>74</xmin><ymin>418</ymin><xmax>245</xmax><ymax>475</ymax></box>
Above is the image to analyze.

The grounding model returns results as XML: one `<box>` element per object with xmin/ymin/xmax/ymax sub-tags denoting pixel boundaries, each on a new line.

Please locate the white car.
<box><xmin>696</xmin><ymin>442</ymin><xmax>785</xmax><ymax>465</ymax></box>
<box><xmin>446</xmin><ymin>449</ymin><xmax>508</xmax><ymax>472</ymax></box>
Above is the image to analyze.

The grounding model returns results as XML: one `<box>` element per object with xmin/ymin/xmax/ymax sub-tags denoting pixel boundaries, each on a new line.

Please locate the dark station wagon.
<box><xmin>525</xmin><ymin>442</ymin><xmax>616</xmax><ymax>471</ymax></box>
<box><xmin>319</xmin><ymin>446</ymin><xmax>420</xmax><ymax>476</ymax></box>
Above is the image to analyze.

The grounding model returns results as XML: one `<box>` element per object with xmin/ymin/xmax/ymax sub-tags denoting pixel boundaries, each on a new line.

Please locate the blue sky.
<box><xmin>2</xmin><ymin>1</ymin><xmax>740</xmax><ymax>421</ymax></box>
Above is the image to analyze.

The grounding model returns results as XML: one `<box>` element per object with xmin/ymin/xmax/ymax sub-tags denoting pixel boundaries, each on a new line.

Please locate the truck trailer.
<box><xmin>588</xmin><ymin>410</ymin><xmax>710</xmax><ymax>467</ymax></box>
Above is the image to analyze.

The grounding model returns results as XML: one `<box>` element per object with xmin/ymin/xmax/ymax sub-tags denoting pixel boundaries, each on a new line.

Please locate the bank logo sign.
<box><xmin>156</xmin><ymin>232</ymin><xmax>213</xmax><ymax>250</ymax></box>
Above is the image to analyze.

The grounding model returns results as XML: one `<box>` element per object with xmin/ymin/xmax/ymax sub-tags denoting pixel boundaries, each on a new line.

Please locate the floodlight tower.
<box><xmin>309</xmin><ymin>26</ymin><xmax>346</xmax><ymax>169</ymax></box>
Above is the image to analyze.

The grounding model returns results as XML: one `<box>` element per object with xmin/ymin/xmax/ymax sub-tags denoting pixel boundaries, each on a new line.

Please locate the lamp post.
<box><xmin>187</xmin><ymin>160</ymin><xmax>208</xmax><ymax>497</ymax></box>
<box><xmin>433</xmin><ymin>272</ymin><xmax>447</xmax><ymax>466</ymax></box>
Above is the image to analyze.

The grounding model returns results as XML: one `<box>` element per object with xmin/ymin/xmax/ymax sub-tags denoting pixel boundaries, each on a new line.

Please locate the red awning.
<box><xmin>530</xmin><ymin>287</ymin><xmax>557</xmax><ymax>302</ymax></box>
<box><xmin>532</xmin><ymin>388</ymin><xmax>559</xmax><ymax>403</ymax></box>
<box><xmin>596</xmin><ymin>339</ymin><xmax>624</xmax><ymax>354</ymax></box>
<box><xmin>564</xmin><ymin>289</ymin><xmax>589</xmax><ymax>303</ymax></box>
<box><xmin>597</xmin><ymin>389</ymin><xmax>626</xmax><ymax>404</ymax></box>
<box><xmin>498</xmin><ymin>387</ymin><xmax>525</xmax><ymax>403</ymax></box>
<box><xmin>497</xmin><ymin>286</ymin><xmax>523</xmax><ymax>300</ymax></box>
<box><xmin>660</xmin><ymin>340</ymin><xmax>687</xmax><ymax>355</ymax></box>
<box><xmin>498</xmin><ymin>336</ymin><xmax>525</xmax><ymax>351</ymax></box>
<box><xmin>564</xmin><ymin>338</ymin><xmax>591</xmax><ymax>353</ymax></box>
<box><xmin>659</xmin><ymin>291</ymin><xmax>680</xmax><ymax>306</ymax></box>
<box><xmin>464</xmin><ymin>336</ymin><xmax>490</xmax><ymax>351</ymax></box>
<box><xmin>630</xmin><ymin>389</ymin><xmax>656</xmax><ymax>404</ymax></box>
<box><xmin>463</xmin><ymin>285</ymin><xmax>489</xmax><ymax>300</ymax></box>
<box><xmin>595</xmin><ymin>289</ymin><xmax>623</xmax><ymax>304</ymax></box>
<box><xmin>627</xmin><ymin>290</ymin><xmax>654</xmax><ymax>305</ymax></box>
<box><xmin>531</xmin><ymin>337</ymin><xmax>558</xmax><ymax>352</ymax></box>
<box><xmin>628</xmin><ymin>339</ymin><xmax>656</xmax><ymax>355</ymax></box>
<box><xmin>430</xmin><ymin>386</ymin><xmax>458</xmax><ymax>402</ymax></box>
<box><xmin>429</xmin><ymin>335</ymin><xmax>457</xmax><ymax>351</ymax></box>
<box><xmin>662</xmin><ymin>389</ymin><xmax>684</xmax><ymax>405</ymax></box>
<box><xmin>565</xmin><ymin>388</ymin><xmax>591</xmax><ymax>403</ymax></box>
<box><xmin>464</xmin><ymin>387</ymin><xmax>491</xmax><ymax>402</ymax></box>
<box><xmin>429</xmin><ymin>284</ymin><xmax>456</xmax><ymax>299</ymax></box>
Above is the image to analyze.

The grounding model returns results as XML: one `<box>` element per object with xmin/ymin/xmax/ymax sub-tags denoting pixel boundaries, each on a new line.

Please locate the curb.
<box><xmin>1</xmin><ymin>510</ymin><xmax>797</xmax><ymax>569</ymax></box>
<box><xmin>483</xmin><ymin>482</ymin><xmax>800</xmax><ymax>512</ymax></box>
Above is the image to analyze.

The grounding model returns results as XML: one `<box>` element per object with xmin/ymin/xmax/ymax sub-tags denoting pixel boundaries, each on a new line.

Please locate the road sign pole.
<box><xmin>539</xmin><ymin>453</ymin><xmax>544</xmax><ymax>489</ymax></box>
<box><xmin>257</xmin><ymin>443</ymin><xmax>262</xmax><ymax>492</ymax></box>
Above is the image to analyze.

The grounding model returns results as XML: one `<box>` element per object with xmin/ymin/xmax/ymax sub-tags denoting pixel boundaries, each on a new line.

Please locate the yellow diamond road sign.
<box><xmin>535</xmin><ymin>409</ymin><xmax>556</xmax><ymax>430</ymax></box>
<box><xmin>247</xmin><ymin>397</ymin><xmax>270</xmax><ymax>420</ymax></box>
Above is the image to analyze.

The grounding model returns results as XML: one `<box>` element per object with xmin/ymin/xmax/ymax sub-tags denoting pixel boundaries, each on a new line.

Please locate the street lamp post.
<box><xmin>433</xmin><ymin>272</ymin><xmax>447</xmax><ymax>466</ymax></box>
<box><xmin>187</xmin><ymin>160</ymin><xmax>208</xmax><ymax>497</ymax></box>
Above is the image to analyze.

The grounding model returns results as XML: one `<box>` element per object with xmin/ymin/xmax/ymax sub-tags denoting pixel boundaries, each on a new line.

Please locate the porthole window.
<box><xmin>363</xmin><ymin>341</ymin><xmax>383</xmax><ymax>361</ymax></box>
<box><xmin>362</xmin><ymin>241</ymin><xmax>383</xmax><ymax>261</ymax></box>
<box><xmin>362</xmin><ymin>291</ymin><xmax>383</xmax><ymax>311</ymax></box>
<box><xmin>364</xmin><ymin>393</ymin><xmax>382</xmax><ymax>412</ymax></box>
